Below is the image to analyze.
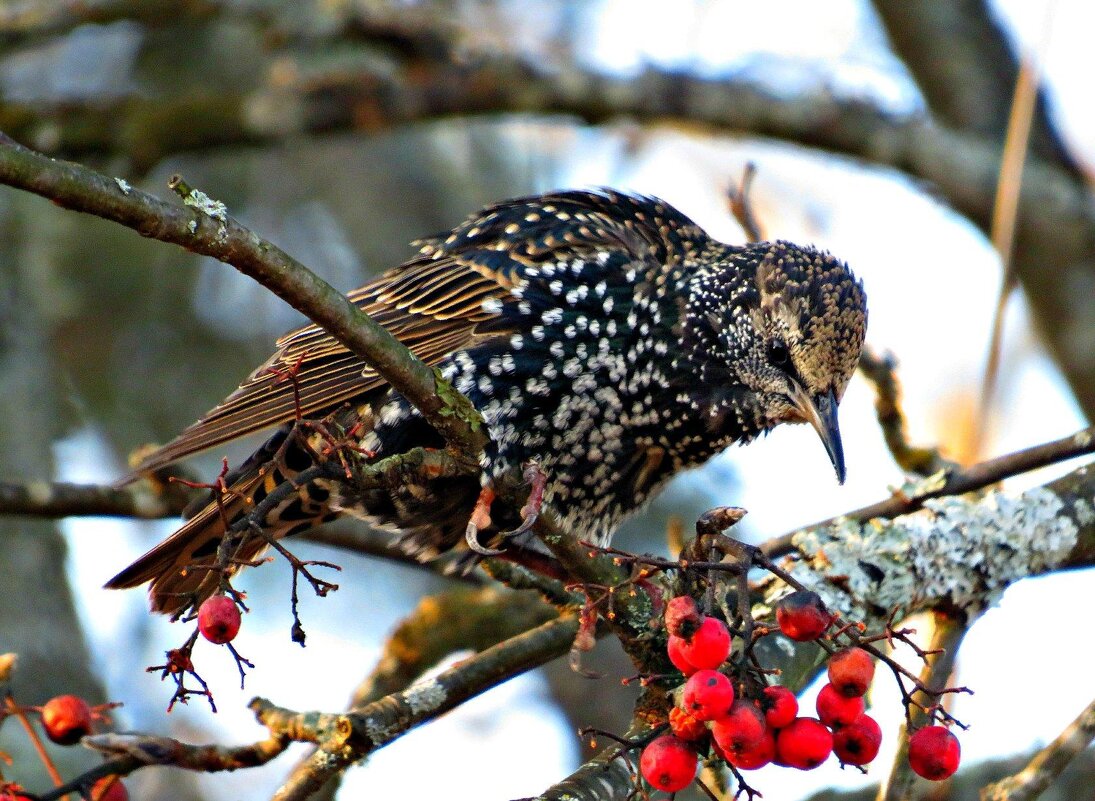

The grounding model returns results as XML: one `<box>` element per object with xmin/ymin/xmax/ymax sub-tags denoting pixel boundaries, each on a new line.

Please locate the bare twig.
<box><xmin>981</xmin><ymin>695</ymin><xmax>1095</xmax><ymax>801</ymax></box>
<box><xmin>857</xmin><ymin>349</ymin><xmax>949</xmax><ymax>476</ymax></box>
<box><xmin>0</xmin><ymin>480</ymin><xmax>186</xmax><ymax>519</ymax></box>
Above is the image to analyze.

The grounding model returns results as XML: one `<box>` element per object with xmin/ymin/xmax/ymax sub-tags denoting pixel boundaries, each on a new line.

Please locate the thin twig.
<box><xmin>763</xmin><ymin>426</ymin><xmax>1095</xmax><ymax>558</ymax></box>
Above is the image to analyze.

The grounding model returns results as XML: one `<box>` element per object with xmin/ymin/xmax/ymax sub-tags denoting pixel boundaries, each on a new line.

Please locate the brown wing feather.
<box><xmin>119</xmin><ymin>256</ymin><xmax>517</xmax><ymax>483</ymax></box>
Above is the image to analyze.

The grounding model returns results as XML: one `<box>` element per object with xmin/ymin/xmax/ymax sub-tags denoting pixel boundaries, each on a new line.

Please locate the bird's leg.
<box><xmin>465</xmin><ymin>485</ymin><xmax>504</xmax><ymax>555</ymax></box>
<box><xmin>499</xmin><ymin>460</ymin><xmax>548</xmax><ymax>539</ymax></box>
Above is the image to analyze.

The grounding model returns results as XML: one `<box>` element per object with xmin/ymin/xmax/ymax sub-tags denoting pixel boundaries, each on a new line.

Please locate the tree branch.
<box><xmin>980</xmin><ymin>695</ymin><xmax>1095</xmax><ymax>801</ymax></box>
<box><xmin>0</xmin><ymin>479</ymin><xmax>185</xmax><ymax>519</ymax></box>
<box><xmin>763</xmin><ymin>426</ymin><xmax>1095</xmax><ymax>558</ymax></box>
<box><xmin>257</xmin><ymin>612</ymin><xmax>578</xmax><ymax>801</ymax></box>
<box><xmin>869</xmin><ymin>0</ymin><xmax>1080</xmax><ymax>174</ymax></box>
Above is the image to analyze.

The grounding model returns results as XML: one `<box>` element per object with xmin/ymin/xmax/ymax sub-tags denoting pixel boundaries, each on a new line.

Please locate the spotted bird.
<box><xmin>107</xmin><ymin>190</ymin><xmax>867</xmax><ymax>615</ymax></box>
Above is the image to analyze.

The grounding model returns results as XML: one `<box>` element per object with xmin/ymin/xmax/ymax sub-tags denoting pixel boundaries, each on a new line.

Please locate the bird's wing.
<box><xmin>120</xmin><ymin>255</ymin><xmax>521</xmax><ymax>482</ymax></box>
<box><xmin>122</xmin><ymin>189</ymin><xmax>696</xmax><ymax>482</ymax></box>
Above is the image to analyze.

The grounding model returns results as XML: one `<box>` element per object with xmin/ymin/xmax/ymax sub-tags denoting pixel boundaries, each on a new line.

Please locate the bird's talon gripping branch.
<box><xmin>500</xmin><ymin>461</ymin><xmax>548</xmax><ymax>539</ymax></box>
<box><xmin>465</xmin><ymin>485</ymin><xmax>503</xmax><ymax>555</ymax></box>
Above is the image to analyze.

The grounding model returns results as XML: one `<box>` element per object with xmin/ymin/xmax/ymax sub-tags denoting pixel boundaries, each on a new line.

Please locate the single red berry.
<box><xmin>682</xmin><ymin>669</ymin><xmax>735</xmax><ymax>721</ymax></box>
<box><xmin>198</xmin><ymin>595</ymin><xmax>241</xmax><ymax>644</ymax></box>
<box><xmin>726</xmin><ymin>728</ymin><xmax>776</xmax><ymax>771</ymax></box>
<box><xmin>91</xmin><ymin>776</ymin><xmax>128</xmax><ymax>801</ymax></box>
<box><xmin>908</xmin><ymin>726</ymin><xmax>961</xmax><ymax>781</ymax></box>
<box><xmin>828</xmin><ymin>648</ymin><xmax>875</xmax><ymax>697</ymax></box>
<box><xmin>711</xmin><ymin>699</ymin><xmax>767</xmax><ymax>756</ymax></box>
<box><xmin>667</xmin><ymin>635</ymin><xmax>698</xmax><ymax>676</ymax></box>
<box><xmin>761</xmin><ymin>685</ymin><xmax>799</xmax><ymax>729</ymax></box>
<box><xmin>777</xmin><ymin>717</ymin><xmax>834</xmax><ymax>770</ymax></box>
<box><xmin>640</xmin><ymin>734</ymin><xmax>698</xmax><ymax>793</ymax></box>
<box><xmin>678</xmin><ymin>617</ymin><xmax>731</xmax><ymax>669</ymax></box>
<box><xmin>776</xmin><ymin>590</ymin><xmax>831</xmax><ymax>641</ymax></box>
<box><xmin>40</xmin><ymin>695</ymin><xmax>93</xmax><ymax>745</ymax></box>
<box><xmin>816</xmin><ymin>682</ymin><xmax>866</xmax><ymax>728</ymax></box>
<box><xmin>664</xmin><ymin>595</ymin><xmax>703</xmax><ymax>639</ymax></box>
<box><xmin>669</xmin><ymin>706</ymin><xmax>708</xmax><ymax>742</ymax></box>
<box><xmin>833</xmin><ymin>714</ymin><xmax>882</xmax><ymax>765</ymax></box>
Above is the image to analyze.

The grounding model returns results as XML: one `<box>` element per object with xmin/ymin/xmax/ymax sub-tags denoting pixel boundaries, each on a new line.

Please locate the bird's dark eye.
<box><xmin>768</xmin><ymin>340</ymin><xmax>790</xmax><ymax>366</ymax></box>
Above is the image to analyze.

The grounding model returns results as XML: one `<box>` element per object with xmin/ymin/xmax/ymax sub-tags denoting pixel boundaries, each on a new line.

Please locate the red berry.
<box><xmin>776</xmin><ymin>590</ymin><xmax>831</xmax><ymax>641</ymax></box>
<box><xmin>40</xmin><ymin>695</ymin><xmax>92</xmax><ymax>745</ymax></box>
<box><xmin>833</xmin><ymin>714</ymin><xmax>882</xmax><ymax>765</ymax></box>
<box><xmin>828</xmin><ymin>648</ymin><xmax>875</xmax><ymax>697</ymax></box>
<box><xmin>682</xmin><ymin>669</ymin><xmax>735</xmax><ymax>721</ymax></box>
<box><xmin>667</xmin><ymin>635</ymin><xmax>698</xmax><ymax>676</ymax></box>
<box><xmin>197</xmin><ymin>595</ymin><xmax>241</xmax><ymax>644</ymax></box>
<box><xmin>711</xmin><ymin>699</ymin><xmax>767</xmax><ymax>756</ymax></box>
<box><xmin>726</xmin><ymin>728</ymin><xmax>776</xmax><ymax>771</ymax></box>
<box><xmin>640</xmin><ymin>735</ymin><xmax>698</xmax><ymax>793</ymax></box>
<box><xmin>908</xmin><ymin>726</ymin><xmax>961</xmax><ymax>781</ymax></box>
<box><xmin>816</xmin><ymin>683</ymin><xmax>865</xmax><ymax>728</ymax></box>
<box><xmin>665</xmin><ymin>595</ymin><xmax>702</xmax><ymax>639</ymax></box>
<box><xmin>678</xmin><ymin>617</ymin><xmax>731</xmax><ymax>669</ymax></box>
<box><xmin>776</xmin><ymin>717</ymin><xmax>834</xmax><ymax>770</ymax></box>
<box><xmin>91</xmin><ymin>776</ymin><xmax>128</xmax><ymax>801</ymax></box>
<box><xmin>761</xmin><ymin>685</ymin><xmax>798</xmax><ymax>729</ymax></box>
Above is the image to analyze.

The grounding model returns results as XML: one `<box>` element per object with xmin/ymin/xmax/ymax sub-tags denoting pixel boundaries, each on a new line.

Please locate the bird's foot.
<box><xmin>499</xmin><ymin>461</ymin><xmax>548</xmax><ymax>539</ymax></box>
<box><xmin>465</xmin><ymin>485</ymin><xmax>504</xmax><ymax>555</ymax></box>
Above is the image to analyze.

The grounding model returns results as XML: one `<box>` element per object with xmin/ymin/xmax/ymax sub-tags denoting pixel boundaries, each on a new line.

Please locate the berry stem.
<box><xmin>4</xmin><ymin>696</ymin><xmax>66</xmax><ymax>794</ymax></box>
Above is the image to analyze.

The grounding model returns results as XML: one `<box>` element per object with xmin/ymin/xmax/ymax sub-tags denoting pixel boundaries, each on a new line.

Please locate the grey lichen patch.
<box><xmin>403</xmin><ymin>677</ymin><xmax>446</xmax><ymax>715</ymax></box>
<box><xmin>113</xmin><ymin>177</ymin><xmax>131</xmax><ymax>194</ymax></box>
<box><xmin>362</xmin><ymin>715</ymin><xmax>396</xmax><ymax>745</ymax></box>
<box><xmin>1074</xmin><ymin>497</ymin><xmax>1095</xmax><ymax>526</ymax></box>
<box><xmin>892</xmin><ymin>469</ymin><xmax>948</xmax><ymax>500</ymax></box>
<box><xmin>779</xmin><ymin>486</ymin><xmax>1079</xmax><ymax>618</ymax></box>
<box><xmin>182</xmin><ymin>188</ymin><xmax>229</xmax><ymax>240</ymax></box>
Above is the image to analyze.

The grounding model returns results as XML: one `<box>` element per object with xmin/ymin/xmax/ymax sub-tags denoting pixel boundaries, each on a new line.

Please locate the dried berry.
<box><xmin>669</xmin><ymin>706</ymin><xmax>708</xmax><ymax>742</ymax></box>
<box><xmin>664</xmin><ymin>595</ymin><xmax>702</xmax><ymax>639</ymax></box>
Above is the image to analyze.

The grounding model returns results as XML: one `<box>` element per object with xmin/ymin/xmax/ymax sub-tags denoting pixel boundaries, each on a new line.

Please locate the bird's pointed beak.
<box><xmin>789</xmin><ymin>384</ymin><xmax>846</xmax><ymax>484</ymax></box>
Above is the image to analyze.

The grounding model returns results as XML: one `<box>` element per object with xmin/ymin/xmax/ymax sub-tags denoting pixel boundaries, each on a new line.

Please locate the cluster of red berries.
<box><xmin>33</xmin><ymin>695</ymin><xmax>128</xmax><ymax>800</ymax></box>
<box><xmin>639</xmin><ymin>592</ymin><xmax>961</xmax><ymax>793</ymax></box>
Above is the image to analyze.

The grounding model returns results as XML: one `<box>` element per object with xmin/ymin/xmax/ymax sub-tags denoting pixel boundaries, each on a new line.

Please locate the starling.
<box><xmin>107</xmin><ymin>190</ymin><xmax>867</xmax><ymax>614</ymax></box>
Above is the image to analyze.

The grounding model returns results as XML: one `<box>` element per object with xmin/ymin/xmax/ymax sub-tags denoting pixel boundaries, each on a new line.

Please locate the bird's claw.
<box><xmin>465</xmin><ymin>486</ymin><xmax>504</xmax><ymax>556</ymax></box>
<box><xmin>499</xmin><ymin>461</ymin><xmax>548</xmax><ymax>539</ymax></box>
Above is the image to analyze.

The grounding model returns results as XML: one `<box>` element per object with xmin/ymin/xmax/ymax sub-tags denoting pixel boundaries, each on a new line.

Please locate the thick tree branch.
<box><xmin>0</xmin><ymin>138</ymin><xmax>487</xmax><ymax>461</ymax></box>
<box><xmin>869</xmin><ymin>0</ymin><xmax>1080</xmax><ymax>175</ymax></box>
<box><xmin>0</xmin><ymin>479</ymin><xmax>186</xmax><ymax>519</ymax></box>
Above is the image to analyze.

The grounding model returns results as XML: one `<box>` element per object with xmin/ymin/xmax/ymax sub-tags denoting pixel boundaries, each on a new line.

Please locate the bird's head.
<box><xmin>688</xmin><ymin>241</ymin><xmax>867</xmax><ymax>483</ymax></box>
